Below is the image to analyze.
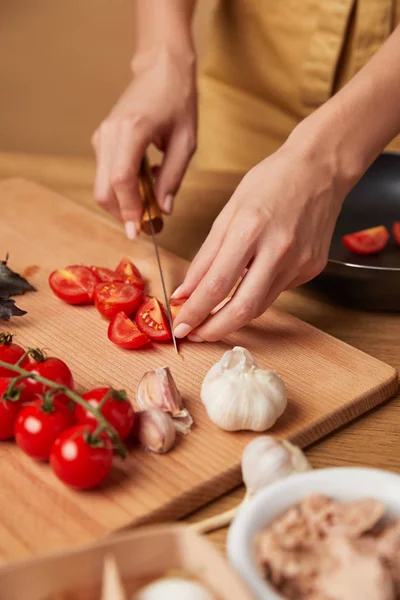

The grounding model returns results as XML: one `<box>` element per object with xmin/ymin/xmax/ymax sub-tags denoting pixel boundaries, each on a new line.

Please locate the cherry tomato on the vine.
<box><xmin>74</xmin><ymin>387</ymin><xmax>135</xmax><ymax>440</ymax></box>
<box><xmin>23</xmin><ymin>352</ymin><xmax>74</xmax><ymax>399</ymax></box>
<box><xmin>0</xmin><ymin>377</ymin><xmax>31</xmax><ymax>440</ymax></box>
<box><xmin>50</xmin><ymin>425</ymin><xmax>113</xmax><ymax>489</ymax></box>
<box><xmin>0</xmin><ymin>333</ymin><xmax>28</xmax><ymax>377</ymax></box>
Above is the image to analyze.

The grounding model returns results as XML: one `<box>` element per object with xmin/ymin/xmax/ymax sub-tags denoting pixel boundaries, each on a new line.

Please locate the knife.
<box><xmin>139</xmin><ymin>156</ymin><xmax>179</xmax><ymax>354</ymax></box>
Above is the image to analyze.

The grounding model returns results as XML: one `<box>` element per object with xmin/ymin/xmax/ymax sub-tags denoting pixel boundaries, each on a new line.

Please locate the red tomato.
<box><xmin>0</xmin><ymin>377</ymin><xmax>31</xmax><ymax>440</ymax></box>
<box><xmin>136</xmin><ymin>297</ymin><xmax>172</xmax><ymax>341</ymax></box>
<box><xmin>108</xmin><ymin>312</ymin><xmax>150</xmax><ymax>349</ymax></box>
<box><xmin>15</xmin><ymin>398</ymin><xmax>75</xmax><ymax>461</ymax></box>
<box><xmin>90</xmin><ymin>266</ymin><xmax>123</xmax><ymax>283</ymax></box>
<box><xmin>0</xmin><ymin>333</ymin><xmax>28</xmax><ymax>377</ymax></box>
<box><xmin>74</xmin><ymin>387</ymin><xmax>135</xmax><ymax>440</ymax></box>
<box><xmin>116</xmin><ymin>257</ymin><xmax>145</xmax><ymax>289</ymax></box>
<box><xmin>342</xmin><ymin>226</ymin><xmax>389</xmax><ymax>255</ymax></box>
<box><xmin>24</xmin><ymin>354</ymin><xmax>74</xmax><ymax>399</ymax></box>
<box><xmin>169</xmin><ymin>297</ymin><xmax>188</xmax><ymax>322</ymax></box>
<box><xmin>392</xmin><ymin>222</ymin><xmax>400</xmax><ymax>245</ymax></box>
<box><xmin>49</xmin><ymin>265</ymin><xmax>99</xmax><ymax>305</ymax></box>
<box><xmin>94</xmin><ymin>282</ymin><xmax>142</xmax><ymax>320</ymax></box>
<box><xmin>50</xmin><ymin>425</ymin><xmax>113</xmax><ymax>489</ymax></box>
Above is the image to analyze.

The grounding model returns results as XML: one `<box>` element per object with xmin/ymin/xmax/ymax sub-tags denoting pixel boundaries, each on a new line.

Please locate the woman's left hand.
<box><xmin>172</xmin><ymin>134</ymin><xmax>354</xmax><ymax>342</ymax></box>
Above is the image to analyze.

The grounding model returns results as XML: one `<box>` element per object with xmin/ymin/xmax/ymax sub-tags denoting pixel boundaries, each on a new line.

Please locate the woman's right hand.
<box><xmin>92</xmin><ymin>46</ymin><xmax>197</xmax><ymax>239</ymax></box>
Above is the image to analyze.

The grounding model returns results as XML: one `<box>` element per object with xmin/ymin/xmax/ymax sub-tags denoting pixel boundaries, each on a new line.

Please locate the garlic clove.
<box><xmin>137</xmin><ymin>367</ymin><xmax>193</xmax><ymax>432</ymax></box>
<box><xmin>241</xmin><ymin>436</ymin><xmax>311</xmax><ymax>499</ymax></box>
<box><xmin>136</xmin><ymin>409</ymin><xmax>177</xmax><ymax>454</ymax></box>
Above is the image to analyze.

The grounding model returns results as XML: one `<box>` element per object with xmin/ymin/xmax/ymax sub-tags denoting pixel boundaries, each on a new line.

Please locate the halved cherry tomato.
<box><xmin>0</xmin><ymin>333</ymin><xmax>29</xmax><ymax>377</ymax></box>
<box><xmin>392</xmin><ymin>222</ymin><xmax>400</xmax><ymax>245</ymax></box>
<box><xmin>90</xmin><ymin>266</ymin><xmax>123</xmax><ymax>283</ymax></box>
<box><xmin>50</xmin><ymin>424</ymin><xmax>113</xmax><ymax>489</ymax></box>
<box><xmin>342</xmin><ymin>226</ymin><xmax>389</xmax><ymax>255</ymax></box>
<box><xmin>169</xmin><ymin>297</ymin><xmax>188</xmax><ymax>322</ymax></box>
<box><xmin>74</xmin><ymin>387</ymin><xmax>135</xmax><ymax>440</ymax></box>
<box><xmin>24</xmin><ymin>353</ymin><xmax>74</xmax><ymax>399</ymax></box>
<box><xmin>116</xmin><ymin>257</ymin><xmax>145</xmax><ymax>289</ymax></box>
<box><xmin>136</xmin><ymin>297</ymin><xmax>172</xmax><ymax>341</ymax></box>
<box><xmin>49</xmin><ymin>265</ymin><xmax>99</xmax><ymax>305</ymax></box>
<box><xmin>94</xmin><ymin>282</ymin><xmax>142</xmax><ymax>320</ymax></box>
<box><xmin>108</xmin><ymin>312</ymin><xmax>150</xmax><ymax>349</ymax></box>
<box><xmin>0</xmin><ymin>377</ymin><xmax>32</xmax><ymax>440</ymax></box>
<box><xmin>15</xmin><ymin>397</ymin><xmax>75</xmax><ymax>461</ymax></box>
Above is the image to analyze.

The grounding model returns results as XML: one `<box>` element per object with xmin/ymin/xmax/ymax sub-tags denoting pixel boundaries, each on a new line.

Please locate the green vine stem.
<box><xmin>0</xmin><ymin>359</ymin><xmax>127</xmax><ymax>458</ymax></box>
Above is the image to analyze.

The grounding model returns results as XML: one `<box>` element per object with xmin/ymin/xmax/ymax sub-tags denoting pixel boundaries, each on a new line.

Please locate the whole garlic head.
<box><xmin>201</xmin><ymin>347</ymin><xmax>287</xmax><ymax>432</ymax></box>
<box><xmin>241</xmin><ymin>436</ymin><xmax>311</xmax><ymax>498</ymax></box>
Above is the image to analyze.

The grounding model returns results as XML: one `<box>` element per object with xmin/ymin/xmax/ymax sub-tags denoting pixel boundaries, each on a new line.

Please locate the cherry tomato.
<box><xmin>15</xmin><ymin>397</ymin><xmax>75</xmax><ymax>461</ymax></box>
<box><xmin>0</xmin><ymin>333</ymin><xmax>28</xmax><ymax>377</ymax></box>
<box><xmin>108</xmin><ymin>312</ymin><xmax>150</xmax><ymax>349</ymax></box>
<box><xmin>392</xmin><ymin>222</ymin><xmax>400</xmax><ymax>245</ymax></box>
<box><xmin>94</xmin><ymin>282</ymin><xmax>142</xmax><ymax>320</ymax></box>
<box><xmin>49</xmin><ymin>265</ymin><xmax>99</xmax><ymax>305</ymax></box>
<box><xmin>0</xmin><ymin>377</ymin><xmax>31</xmax><ymax>440</ymax></box>
<box><xmin>116</xmin><ymin>257</ymin><xmax>145</xmax><ymax>289</ymax></box>
<box><xmin>342</xmin><ymin>226</ymin><xmax>389</xmax><ymax>255</ymax></box>
<box><xmin>169</xmin><ymin>297</ymin><xmax>188</xmax><ymax>322</ymax></box>
<box><xmin>90</xmin><ymin>266</ymin><xmax>123</xmax><ymax>283</ymax></box>
<box><xmin>50</xmin><ymin>425</ymin><xmax>113</xmax><ymax>489</ymax></box>
<box><xmin>136</xmin><ymin>297</ymin><xmax>172</xmax><ymax>341</ymax></box>
<box><xmin>24</xmin><ymin>354</ymin><xmax>74</xmax><ymax>398</ymax></box>
<box><xmin>74</xmin><ymin>387</ymin><xmax>135</xmax><ymax>440</ymax></box>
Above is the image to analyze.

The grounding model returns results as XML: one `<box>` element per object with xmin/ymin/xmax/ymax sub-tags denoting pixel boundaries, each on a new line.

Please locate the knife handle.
<box><xmin>139</xmin><ymin>156</ymin><xmax>163</xmax><ymax>235</ymax></box>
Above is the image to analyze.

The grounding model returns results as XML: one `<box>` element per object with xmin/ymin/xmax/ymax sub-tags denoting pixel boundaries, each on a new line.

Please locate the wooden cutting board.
<box><xmin>0</xmin><ymin>178</ymin><xmax>397</xmax><ymax>563</ymax></box>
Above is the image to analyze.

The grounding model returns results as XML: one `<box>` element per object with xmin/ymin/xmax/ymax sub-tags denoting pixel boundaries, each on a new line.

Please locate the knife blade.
<box><xmin>139</xmin><ymin>156</ymin><xmax>179</xmax><ymax>354</ymax></box>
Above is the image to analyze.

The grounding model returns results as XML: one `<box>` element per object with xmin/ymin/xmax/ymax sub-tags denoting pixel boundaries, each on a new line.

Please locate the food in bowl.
<box><xmin>254</xmin><ymin>493</ymin><xmax>400</xmax><ymax>600</ymax></box>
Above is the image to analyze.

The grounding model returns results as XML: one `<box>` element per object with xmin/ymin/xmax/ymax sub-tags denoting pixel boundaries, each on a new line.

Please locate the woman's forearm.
<box><xmin>291</xmin><ymin>24</ymin><xmax>400</xmax><ymax>191</ymax></box>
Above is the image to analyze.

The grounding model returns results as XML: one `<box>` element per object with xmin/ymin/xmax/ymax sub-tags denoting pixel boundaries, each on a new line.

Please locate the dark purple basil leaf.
<box><xmin>0</xmin><ymin>255</ymin><xmax>36</xmax><ymax>296</ymax></box>
<box><xmin>0</xmin><ymin>297</ymin><xmax>27</xmax><ymax>321</ymax></box>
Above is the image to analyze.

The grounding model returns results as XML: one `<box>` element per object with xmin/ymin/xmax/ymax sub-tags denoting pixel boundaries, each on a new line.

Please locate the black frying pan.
<box><xmin>309</xmin><ymin>152</ymin><xmax>400</xmax><ymax>311</ymax></box>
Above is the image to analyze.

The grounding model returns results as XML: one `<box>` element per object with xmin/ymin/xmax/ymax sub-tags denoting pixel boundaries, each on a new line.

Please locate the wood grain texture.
<box><xmin>0</xmin><ymin>177</ymin><xmax>397</xmax><ymax>563</ymax></box>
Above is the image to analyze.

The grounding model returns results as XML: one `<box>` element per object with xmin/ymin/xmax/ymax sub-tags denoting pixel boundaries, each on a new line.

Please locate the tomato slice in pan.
<box><xmin>169</xmin><ymin>297</ymin><xmax>188</xmax><ymax>322</ymax></box>
<box><xmin>94</xmin><ymin>282</ymin><xmax>142</xmax><ymax>320</ymax></box>
<box><xmin>108</xmin><ymin>312</ymin><xmax>150</xmax><ymax>349</ymax></box>
<box><xmin>392</xmin><ymin>222</ymin><xmax>400</xmax><ymax>245</ymax></box>
<box><xmin>49</xmin><ymin>265</ymin><xmax>99</xmax><ymax>305</ymax></box>
<box><xmin>136</xmin><ymin>297</ymin><xmax>172</xmax><ymax>341</ymax></box>
<box><xmin>116</xmin><ymin>257</ymin><xmax>145</xmax><ymax>289</ymax></box>
<box><xmin>342</xmin><ymin>226</ymin><xmax>389</xmax><ymax>255</ymax></box>
<box><xmin>90</xmin><ymin>266</ymin><xmax>123</xmax><ymax>283</ymax></box>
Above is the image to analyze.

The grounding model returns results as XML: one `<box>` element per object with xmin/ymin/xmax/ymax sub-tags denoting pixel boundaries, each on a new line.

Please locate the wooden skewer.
<box><xmin>139</xmin><ymin>155</ymin><xmax>163</xmax><ymax>235</ymax></box>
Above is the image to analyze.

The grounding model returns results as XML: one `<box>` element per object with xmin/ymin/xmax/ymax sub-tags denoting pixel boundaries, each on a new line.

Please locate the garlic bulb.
<box><xmin>201</xmin><ymin>346</ymin><xmax>287</xmax><ymax>431</ymax></box>
<box><xmin>241</xmin><ymin>436</ymin><xmax>311</xmax><ymax>499</ymax></box>
<box><xmin>136</xmin><ymin>409</ymin><xmax>176</xmax><ymax>453</ymax></box>
<box><xmin>134</xmin><ymin>578</ymin><xmax>215</xmax><ymax>600</ymax></box>
<box><xmin>137</xmin><ymin>367</ymin><xmax>193</xmax><ymax>434</ymax></box>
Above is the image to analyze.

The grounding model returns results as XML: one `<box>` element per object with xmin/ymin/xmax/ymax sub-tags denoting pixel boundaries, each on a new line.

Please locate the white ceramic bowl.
<box><xmin>227</xmin><ymin>467</ymin><xmax>400</xmax><ymax>600</ymax></box>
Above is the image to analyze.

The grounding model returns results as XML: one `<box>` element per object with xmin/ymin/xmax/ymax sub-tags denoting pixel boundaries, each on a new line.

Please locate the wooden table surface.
<box><xmin>1</xmin><ymin>151</ymin><xmax>400</xmax><ymax>554</ymax></box>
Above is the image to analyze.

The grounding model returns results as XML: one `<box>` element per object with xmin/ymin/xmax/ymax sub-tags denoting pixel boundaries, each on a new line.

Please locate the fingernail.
<box><xmin>125</xmin><ymin>221</ymin><xmax>137</xmax><ymax>240</ymax></box>
<box><xmin>164</xmin><ymin>194</ymin><xmax>173</xmax><ymax>214</ymax></box>
<box><xmin>171</xmin><ymin>285</ymin><xmax>184</xmax><ymax>299</ymax></box>
<box><xmin>174</xmin><ymin>323</ymin><xmax>192</xmax><ymax>339</ymax></box>
<box><xmin>188</xmin><ymin>333</ymin><xmax>203</xmax><ymax>343</ymax></box>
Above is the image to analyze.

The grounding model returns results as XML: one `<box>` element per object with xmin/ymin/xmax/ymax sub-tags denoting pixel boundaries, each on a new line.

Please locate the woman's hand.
<box><xmin>172</xmin><ymin>134</ymin><xmax>354</xmax><ymax>342</ymax></box>
<box><xmin>92</xmin><ymin>46</ymin><xmax>197</xmax><ymax>239</ymax></box>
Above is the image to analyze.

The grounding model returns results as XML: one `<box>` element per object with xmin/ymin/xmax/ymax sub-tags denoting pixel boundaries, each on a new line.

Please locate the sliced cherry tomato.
<box><xmin>108</xmin><ymin>312</ymin><xmax>150</xmax><ymax>349</ymax></box>
<box><xmin>342</xmin><ymin>226</ymin><xmax>389</xmax><ymax>255</ymax></box>
<box><xmin>90</xmin><ymin>266</ymin><xmax>123</xmax><ymax>283</ymax></box>
<box><xmin>50</xmin><ymin>424</ymin><xmax>113</xmax><ymax>489</ymax></box>
<box><xmin>74</xmin><ymin>387</ymin><xmax>135</xmax><ymax>440</ymax></box>
<box><xmin>392</xmin><ymin>222</ymin><xmax>400</xmax><ymax>245</ymax></box>
<box><xmin>49</xmin><ymin>265</ymin><xmax>99</xmax><ymax>305</ymax></box>
<box><xmin>0</xmin><ymin>377</ymin><xmax>31</xmax><ymax>440</ymax></box>
<box><xmin>169</xmin><ymin>297</ymin><xmax>188</xmax><ymax>322</ymax></box>
<box><xmin>135</xmin><ymin>297</ymin><xmax>172</xmax><ymax>341</ymax></box>
<box><xmin>24</xmin><ymin>353</ymin><xmax>74</xmax><ymax>399</ymax></box>
<box><xmin>0</xmin><ymin>333</ymin><xmax>29</xmax><ymax>377</ymax></box>
<box><xmin>116</xmin><ymin>257</ymin><xmax>145</xmax><ymax>289</ymax></box>
<box><xmin>94</xmin><ymin>282</ymin><xmax>142</xmax><ymax>320</ymax></box>
<box><xmin>15</xmin><ymin>397</ymin><xmax>75</xmax><ymax>461</ymax></box>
